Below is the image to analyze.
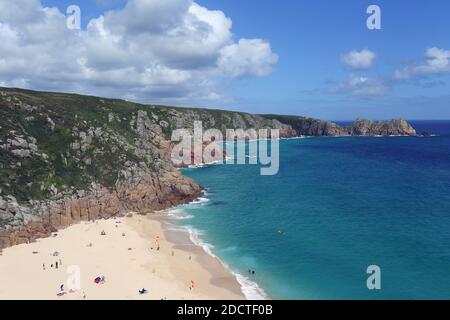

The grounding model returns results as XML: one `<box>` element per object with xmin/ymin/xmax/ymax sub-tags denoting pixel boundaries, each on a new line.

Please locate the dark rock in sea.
<box><xmin>210</xmin><ymin>201</ymin><xmax>226</xmax><ymax>206</ymax></box>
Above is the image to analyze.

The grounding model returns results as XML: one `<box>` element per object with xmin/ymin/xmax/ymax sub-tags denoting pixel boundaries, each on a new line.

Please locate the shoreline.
<box><xmin>166</xmin><ymin>196</ymin><xmax>270</xmax><ymax>300</ymax></box>
<box><xmin>132</xmin><ymin>212</ymin><xmax>248</xmax><ymax>300</ymax></box>
<box><xmin>0</xmin><ymin>212</ymin><xmax>245</xmax><ymax>300</ymax></box>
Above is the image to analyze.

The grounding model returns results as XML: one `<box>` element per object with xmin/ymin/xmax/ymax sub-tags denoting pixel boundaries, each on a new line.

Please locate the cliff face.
<box><xmin>0</xmin><ymin>171</ymin><xmax>201</xmax><ymax>248</ymax></box>
<box><xmin>261</xmin><ymin>115</ymin><xmax>416</xmax><ymax>137</ymax></box>
<box><xmin>0</xmin><ymin>87</ymin><xmax>416</xmax><ymax>249</ymax></box>
<box><xmin>0</xmin><ymin>89</ymin><xmax>204</xmax><ymax>249</ymax></box>
<box><xmin>348</xmin><ymin>118</ymin><xmax>416</xmax><ymax>136</ymax></box>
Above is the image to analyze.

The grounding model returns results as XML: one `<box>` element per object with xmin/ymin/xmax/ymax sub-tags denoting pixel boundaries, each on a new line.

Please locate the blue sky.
<box><xmin>10</xmin><ymin>1</ymin><xmax>450</xmax><ymax>119</ymax></box>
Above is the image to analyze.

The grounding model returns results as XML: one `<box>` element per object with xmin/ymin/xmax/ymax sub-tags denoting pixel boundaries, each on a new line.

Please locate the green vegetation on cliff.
<box><xmin>0</xmin><ymin>87</ymin><xmax>416</xmax><ymax>205</ymax></box>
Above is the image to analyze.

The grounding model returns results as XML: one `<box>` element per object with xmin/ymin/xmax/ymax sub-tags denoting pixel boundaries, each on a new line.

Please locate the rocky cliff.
<box><xmin>0</xmin><ymin>87</ymin><xmax>416</xmax><ymax>249</ymax></box>
<box><xmin>261</xmin><ymin>115</ymin><xmax>416</xmax><ymax>137</ymax></box>
<box><xmin>346</xmin><ymin>118</ymin><xmax>417</xmax><ymax>136</ymax></box>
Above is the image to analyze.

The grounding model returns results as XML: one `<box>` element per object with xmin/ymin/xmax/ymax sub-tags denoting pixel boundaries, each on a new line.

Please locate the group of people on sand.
<box><xmin>43</xmin><ymin>252</ymin><xmax>62</xmax><ymax>271</ymax></box>
<box><xmin>45</xmin><ymin>260</ymin><xmax>62</xmax><ymax>270</ymax></box>
<box><xmin>51</xmin><ymin>224</ymin><xmax>200</xmax><ymax>299</ymax></box>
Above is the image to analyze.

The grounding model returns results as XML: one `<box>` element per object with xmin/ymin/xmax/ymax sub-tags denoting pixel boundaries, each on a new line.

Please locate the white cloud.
<box><xmin>341</xmin><ymin>49</ymin><xmax>376</xmax><ymax>70</ymax></box>
<box><xmin>0</xmin><ymin>0</ymin><xmax>278</xmax><ymax>104</ymax></box>
<box><xmin>394</xmin><ymin>47</ymin><xmax>450</xmax><ymax>80</ymax></box>
<box><xmin>331</xmin><ymin>74</ymin><xmax>387</xmax><ymax>96</ymax></box>
<box><xmin>218</xmin><ymin>39</ymin><xmax>279</xmax><ymax>78</ymax></box>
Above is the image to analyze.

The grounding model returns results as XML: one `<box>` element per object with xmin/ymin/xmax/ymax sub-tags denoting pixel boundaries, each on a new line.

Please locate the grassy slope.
<box><xmin>0</xmin><ymin>87</ymin><xmax>320</xmax><ymax>203</ymax></box>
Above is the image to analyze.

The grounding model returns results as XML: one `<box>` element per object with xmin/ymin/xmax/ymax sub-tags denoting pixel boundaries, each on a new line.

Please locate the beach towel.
<box><xmin>95</xmin><ymin>276</ymin><xmax>105</xmax><ymax>284</ymax></box>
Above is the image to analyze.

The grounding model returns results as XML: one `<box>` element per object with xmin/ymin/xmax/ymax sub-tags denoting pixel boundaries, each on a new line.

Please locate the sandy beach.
<box><xmin>0</xmin><ymin>213</ymin><xmax>245</xmax><ymax>300</ymax></box>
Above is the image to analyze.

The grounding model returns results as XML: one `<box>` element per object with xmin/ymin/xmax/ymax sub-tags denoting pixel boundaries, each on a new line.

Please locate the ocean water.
<box><xmin>172</xmin><ymin>121</ymin><xmax>450</xmax><ymax>299</ymax></box>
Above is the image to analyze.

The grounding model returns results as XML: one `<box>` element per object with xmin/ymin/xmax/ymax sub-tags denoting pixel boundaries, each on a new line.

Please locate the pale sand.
<box><xmin>0</xmin><ymin>214</ymin><xmax>245</xmax><ymax>300</ymax></box>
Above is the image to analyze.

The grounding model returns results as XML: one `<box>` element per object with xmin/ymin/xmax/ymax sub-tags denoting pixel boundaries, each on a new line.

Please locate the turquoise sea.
<box><xmin>170</xmin><ymin>121</ymin><xmax>450</xmax><ymax>299</ymax></box>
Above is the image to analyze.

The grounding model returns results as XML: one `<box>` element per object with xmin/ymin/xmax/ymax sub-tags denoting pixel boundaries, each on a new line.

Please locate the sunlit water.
<box><xmin>171</xmin><ymin>121</ymin><xmax>450</xmax><ymax>299</ymax></box>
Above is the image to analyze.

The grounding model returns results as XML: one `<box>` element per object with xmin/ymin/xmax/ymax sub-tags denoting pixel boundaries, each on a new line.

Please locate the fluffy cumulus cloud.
<box><xmin>394</xmin><ymin>47</ymin><xmax>450</xmax><ymax>80</ymax></box>
<box><xmin>341</xmin><ymin>49</ymin><xmax>376</xmax><ymax>70</ymax></box>
<box><xmin>331</xmin><ymin>49</ymin><xmax>385</xmax><ymax>97</ymax></box>
<box><xmin>331</xmin><ymin>74</ymin><xmax>388</xmax><ymax>97</ymax></box>
<box><xmin>218</xmin><ymin>39</ymin><xmax>278</xmax><ymax>78</ymax></box>
<box><xmin>0</xmin><ymin>0</ymin><xmax>278</xmax><ymax>104</ymax></box>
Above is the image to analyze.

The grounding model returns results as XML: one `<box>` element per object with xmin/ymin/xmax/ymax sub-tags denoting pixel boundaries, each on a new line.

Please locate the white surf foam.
<box><xmin>188</xmin><ymin>160</ymin><xmax>223</xmax><ymax>169</ymax></box>
<box><xmin>167</xmin><ymin>192</ymin><xmax>269</xmax><ymax>299</ymax></box>
<box><xmin>167</xmin><ymin>212</ymin><xmax>194</xmax><ymax>220</ymax></box>
<box><xmin>190</xmin><ymin>196</ymin><xmax>210</xmax><ymax>206</ymax></box>
<box><xmin>185</xmin><ymin>225</ymin><xmax>269</xmax><ymax>300</ymax></box>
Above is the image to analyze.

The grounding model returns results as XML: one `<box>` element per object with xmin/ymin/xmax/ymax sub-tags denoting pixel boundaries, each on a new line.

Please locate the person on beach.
<box><xmin>55</xmin><ymin>261</ymin><xmax>58</xmax><ymax>269</ymax></box>
<box><xmin>155</xmin><ymin>236</ymin><xmax>160</xmax><ymax>251</ymax></box>
<box><xmin>43</xmin><ymin>263</ymin><xmax>45</xmax><ymax>270</ymax></box>
<box><xmin>190</xmin><ymin>280</ymin><xmax>195</xmax><ymax>290</ymax></box>
<box><xmin>139</xmin><ymin>288</ymin><xmax>148</xmax><ymax>295</ymax></box>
